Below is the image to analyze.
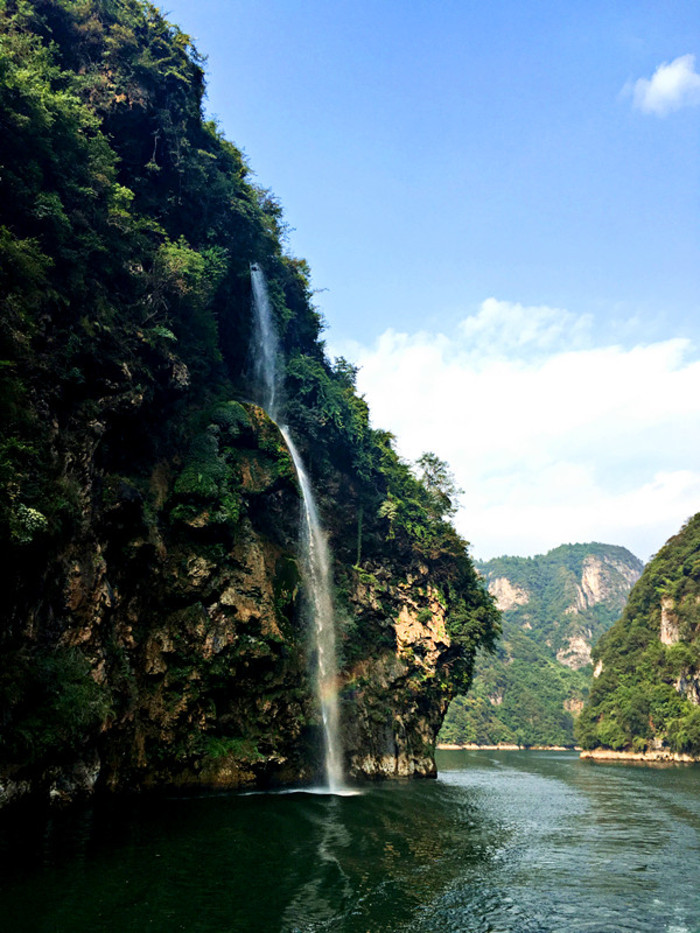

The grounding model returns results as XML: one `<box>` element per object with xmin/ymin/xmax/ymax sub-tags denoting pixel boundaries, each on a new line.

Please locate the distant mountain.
<box><xmin>439</xmin><ymin>543</ymin><xmax>643</xmax><ymax>747</ymax></box>
<box><xmin>478</xmin><ymin>543</ymin><xmax>644</xmax><ymax>669</ymax></box>
<box><xmin>577</xmin><ymin>516</ymin><xmax>700</xmax><ymax>757</ymax></box>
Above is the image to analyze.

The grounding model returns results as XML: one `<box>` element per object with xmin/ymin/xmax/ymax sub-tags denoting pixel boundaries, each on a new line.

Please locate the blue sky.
<box><xmin>161</xmin><ymin>1</ymin><xmax>700</xmax><ymax>560</ymax></box>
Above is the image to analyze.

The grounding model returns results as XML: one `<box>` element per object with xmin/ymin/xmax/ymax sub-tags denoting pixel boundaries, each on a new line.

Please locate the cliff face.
<box><xmin>578</xmin><ymin>515</ymin><xmax>700</xmax><ymax>757</ymax></box>
<box><xmin>555</xmin><ymin>552</ymin><xmax>637</xmax><ymax>669</ymax></box>
<box><xmin>2</xmin><ymin>397</ymin><xmax>473</xmax><ymax>807</ymax></box>
<box><xmin>2</xmin><ymin>400</ymin><xmax>312</xmax><ymax>807</ymax></box>
<box><xmin>440</xmin><ymin>543</ymin><xmax>642</xmax><ymax>748</ymax></box>
<box><xmin>480</xmin><ymin>544</ymin><xmax>643</xmax><ymax>670</ymax></box>
<box><xmin>0</xmin><ymin>0</ymin><xmax>498</xmax><ymax>808</ymax></box>
<box><xmin>1</xmin><ymin>394</ymin><xmax>491</xmax><ymax>807</ymax></box>
<box><xmin>488</xmin><ymin>577</ymin><xmax>529</xmax><ymax>612</ymax></box>
<box><xmin>342</xmin><ymin>565</ymin><xmax>458</xmax><ymax>779</ymax></box>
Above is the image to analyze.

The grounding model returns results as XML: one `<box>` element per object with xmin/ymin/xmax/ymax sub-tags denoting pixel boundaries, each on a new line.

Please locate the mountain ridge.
<box><xmin>440</xmin><ymin>542</ymin><xmax>642</xmax><ymax>747</ymax></box>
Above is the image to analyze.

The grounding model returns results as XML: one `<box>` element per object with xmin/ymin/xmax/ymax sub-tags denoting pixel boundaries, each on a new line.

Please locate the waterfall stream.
<box><xmin>249</xmin><ymin>264</ymin><xmax>345</xmax><ymax>793</ymax></box>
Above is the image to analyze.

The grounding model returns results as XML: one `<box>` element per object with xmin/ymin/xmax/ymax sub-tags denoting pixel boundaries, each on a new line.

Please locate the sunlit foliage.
<box><xmin>577</xmin><ymin>514</ymin><xmax>700</xmax><ymax>754</ymax></box>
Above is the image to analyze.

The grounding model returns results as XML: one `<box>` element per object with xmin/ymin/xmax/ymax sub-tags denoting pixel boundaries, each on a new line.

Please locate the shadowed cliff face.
<box><xmin>0</xmin><ymin>0</ymin><xmax>498</xmax><ymax>809</ymax></box>
<box><xmin>1</xmin><ymin>397</ymin><xmax>316</xmax><ymax>807</ymax></box>
<box><xmin>0</xmin><ymin>380</ymin><xmax>481</xmax><ymax>808</ymax></box>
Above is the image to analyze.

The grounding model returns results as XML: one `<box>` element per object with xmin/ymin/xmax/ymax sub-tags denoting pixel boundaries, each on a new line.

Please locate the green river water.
<box><xmin>1</xmin><ymin>750</ymin><xmax>698</xmax><ymax>932</ymax></box>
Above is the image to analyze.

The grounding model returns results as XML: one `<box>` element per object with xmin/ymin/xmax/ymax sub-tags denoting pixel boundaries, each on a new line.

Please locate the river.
<box><xmin>1</xmin><ymin>750</ymin><xmax>698</xmax><ymax>932</ymax></box>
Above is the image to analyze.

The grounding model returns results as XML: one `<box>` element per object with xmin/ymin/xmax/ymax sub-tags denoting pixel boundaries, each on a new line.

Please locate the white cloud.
<box><xmin>629</xmin><ymin>53</ymin><xmax>700</xmax><ymax>116</ymax></box>
<box><xmin>334</xmin><ymin>299</ymin><xmax>700</xmax><ymax>561</ymax></box>
<box><xmin>457</xmin><ymin>297</ymin><xmax>592</xmax><ymax>359</ymax></box>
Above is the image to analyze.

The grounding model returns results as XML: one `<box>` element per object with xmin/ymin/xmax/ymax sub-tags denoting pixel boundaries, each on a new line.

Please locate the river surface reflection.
<box><xmin>1</xmin><ymin>750</ymin><xmax>699</xmax><ymax>931</ymax></box>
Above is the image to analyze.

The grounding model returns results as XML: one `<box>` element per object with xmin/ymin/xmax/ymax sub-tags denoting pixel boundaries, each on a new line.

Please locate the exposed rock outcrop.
<box><xmin>660</xmin><ymin>596</ymin><xmax>681</xmax><ymax>645</ymax></box>
<box><xmin>341</xmin><ymin>567</ymin><xmax>466</xmax><ymax>779</ymax></box>
<box><xmin>488</xmin><ymin>577</ymin><xmax>529</xmax><ymax>612</ymax></box>
<box><xmin>566</xmin><ymin>554</ymin><xmax>644</xmax><ymax>615</ymax></box>
<box><xmin>556</xmin><ymin>635</ymin><xmax>593</xmax><ymax>671</ymax></box>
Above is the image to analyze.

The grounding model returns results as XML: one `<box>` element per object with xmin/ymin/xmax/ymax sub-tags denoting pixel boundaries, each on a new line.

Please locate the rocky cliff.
<box><xmin>480</xmin><ymin>544</ymin><xmax>643</xmax><ymax>669</ymax></box>
<box><xmin>577</xmin><ymin>515</ymin><xmax>700</xmax><ymax>756</ymax></box>
<box><xmin>0</xmin><ymin>0</ymin><xmax>498</xmax><ymax>809</ymax></box>
<box><xmin>342</xmin><ymin>563</ymin><xmax>467</xmax><ymax>779</ymax></box>
<box><xmin>440</xmin><ymin>543</ymin><xmax>642</xmax><ymax>747</ymax></box>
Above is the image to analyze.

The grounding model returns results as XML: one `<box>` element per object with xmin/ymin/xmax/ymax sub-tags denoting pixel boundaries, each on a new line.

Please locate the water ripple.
<box><xmin>1</xmin><ymin>751</ymin><xmax>699</xmax><ymax>932</ymax></box>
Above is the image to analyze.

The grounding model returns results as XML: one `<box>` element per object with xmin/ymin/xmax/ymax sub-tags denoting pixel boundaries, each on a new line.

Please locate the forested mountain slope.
<box><xmin>0</xmin><ymin>0</ymin><xmax>498</xmax><ymax>808</ymax></box>
<box><xmin>440</xmin><ymin>544</ymin><xmax>642</xmax><ymax>747</ymax></box>
<box><xmin>577</xmin><ymin>516</ymin><xmax>700</xmax><ymax>757</ymax></box>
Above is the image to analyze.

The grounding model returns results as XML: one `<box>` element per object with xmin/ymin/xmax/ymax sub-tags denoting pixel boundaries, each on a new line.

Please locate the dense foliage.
<box><xmin>440</xmin><ymin>623</ymin><xmax>592</xmax><ymax>747</ymax></box>
<box><xmin>576</xmin><ymin>515</ymin><xmax>700</xmax><ymax>755</ymax></box>
<box><xmin>0</xmin><ymin>0</ymin><xmax>498</xmax><ymax>786</ymax></box>
<box><xmin>440</xmin><ymin>544</ymin><xmax>642</xmax><ymax>747</ymax></box>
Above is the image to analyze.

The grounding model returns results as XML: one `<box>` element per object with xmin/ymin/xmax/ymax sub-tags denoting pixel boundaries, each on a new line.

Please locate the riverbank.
<box><xmin>437</xmin><ymin>743</ymin><xmax>577</xmax><ymax>752</ymax></box>
<box><xmin>579</xmin><ymin>747</ymin><xmax>700</xmax><ymax>763</ymax></box>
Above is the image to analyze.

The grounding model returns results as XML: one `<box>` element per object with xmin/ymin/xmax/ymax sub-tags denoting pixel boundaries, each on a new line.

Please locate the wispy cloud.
<box><xmin>457</xmin><ymin>298</ymin><xmax>593</xmax><ymax>360</ymax></box>
<box><xmin>627</xmin><ymin>53</ymin><xmax>700</xmax><ymax>116</ymax></box>
<box><xmin>334</xmin><ymin>300</ymin><xmax>700</xmax><ymax>560</ymax></box>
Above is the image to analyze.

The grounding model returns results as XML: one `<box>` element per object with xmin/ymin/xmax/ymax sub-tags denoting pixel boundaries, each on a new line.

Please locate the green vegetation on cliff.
<box><xmin>475</xmin><ymin>544</ymin><xmax>642</xmax><ymax>661</ymax></box>
<box><xmin>440</xmin><ymin>543</ymin><xmax>642</xmax><ymax>747</ymax></box>
<box><xmin>576</xmin><ymin>516</ymin><xmax>700</xmax><ymax>755</ymax></box>
<box><xmin>0</xmin><ymin>0</ymin><xmax>498</xmax><ymax>801</ymax></box>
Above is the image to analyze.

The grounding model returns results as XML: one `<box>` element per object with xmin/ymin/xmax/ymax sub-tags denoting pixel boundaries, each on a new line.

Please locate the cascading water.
<box><xmin>249</xmin><ymin>265</ymin><xmax>281</xmax><ymax>420</ymax></box>
<box><xmin>279</xmin><ymin>427</ymin><xmax>345</xmax><ymax>792</ymax></box>
<box><xmin>249</xmin><ymin>264</ymin><xmax>345</xmax><ymax>793</ymax></box>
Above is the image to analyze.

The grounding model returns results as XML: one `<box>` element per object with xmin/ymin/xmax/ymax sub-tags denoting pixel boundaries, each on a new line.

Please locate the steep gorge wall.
<box><xmin>578</xmin><ymin>515</ymin><xmax>700</xmax><ymax>756</ymax></box>
<box><xmin>1</xmin><ymin>390</ymin><xmax>489</xmax><ymax>806</ymax></box>
<box><xmin>0</xmin><ymin>0</ymin><xmax>498</xmax><ymax>808</ymax></box>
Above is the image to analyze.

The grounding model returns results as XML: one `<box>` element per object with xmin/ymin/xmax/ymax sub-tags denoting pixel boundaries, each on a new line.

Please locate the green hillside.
<box><xmin>577</xmin><ymin>515</ymin><xmax>700</xmax><ymax>755</ymax></box>
<box><xmin>440</xmin><ymin>543</ymin><xmax>643</xmax><ymax>747</ymax></box>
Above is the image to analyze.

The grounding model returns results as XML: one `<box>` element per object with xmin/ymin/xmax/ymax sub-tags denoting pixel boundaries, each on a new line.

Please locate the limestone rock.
<box><xmin>660</xmin><ymin>596</ymin><xmax>681</xmax><ymax>645</ymax></box>
<box><xmin>488</xmin><ymin>577</ymin><xmax>530</xmax><ymax>611</ymax></box>
<box><xmin>556</xmin><ymin>635</ymin><xmax>593</xmax><ymax>670</ymax></box>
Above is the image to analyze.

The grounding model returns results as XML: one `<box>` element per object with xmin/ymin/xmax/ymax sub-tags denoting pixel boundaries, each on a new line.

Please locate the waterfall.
<box><xmin>250</xmin><ymin>264</ymin><xmax>282</xmax><ymax>420</ymax></box>
<box><xmin>249</xmin><ymin>264</ymin><xmax>345</xmax><ymax>793</ymax></box>
<box><xmin>279</xmin><ymin>427</ymin><xmax>345</xmax><ymax>793</ymax></box>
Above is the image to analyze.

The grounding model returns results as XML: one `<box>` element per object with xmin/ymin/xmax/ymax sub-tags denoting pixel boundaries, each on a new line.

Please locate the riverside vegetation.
<box><xmin>0</xmin><ymin>0</ymin><xmax>500</xmax><ymax>808</ymax></box>
<box><xmin>576</xmin><ymin>514</ymin><xmax>700</xmax><ymax>757</ymax></box>
<box><xmin>439</xmin><ymin>543</ymin><xmax>643</xmax><ymax>747</ymax></box>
